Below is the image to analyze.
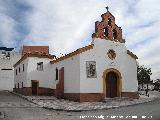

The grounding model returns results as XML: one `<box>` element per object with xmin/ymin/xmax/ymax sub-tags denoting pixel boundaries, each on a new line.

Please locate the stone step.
<box><xmin>103</xmin><ymin>97</ymin><xmax>133</xmax><ymax>102</ymax></box>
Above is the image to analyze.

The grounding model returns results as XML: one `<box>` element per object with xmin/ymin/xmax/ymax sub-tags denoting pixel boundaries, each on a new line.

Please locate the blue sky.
<box><xmin>0</xmin><ymin>0</ymin><xmax>160</xmax><ymax>80</ymax></box>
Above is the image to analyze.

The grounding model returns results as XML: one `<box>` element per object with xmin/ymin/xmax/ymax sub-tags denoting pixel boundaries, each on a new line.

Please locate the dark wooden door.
<box><xmin>59</xmin><ymin>67</ymin><xmax>64</xmax><ymax>94</ymax></box>
<box><xmin>106</xmin><ymin>72</ymin><xmax>117</xmax><ymax>98</ymax></box>
<box><xmin>32</xmin><ymin>81</ymin><xmax>38</xmax><ymax>95</ymax></box>
<box><xmin>55</xmin><ymin>67</ymin><xmax>64</xmax><ymax>97</ymax></box>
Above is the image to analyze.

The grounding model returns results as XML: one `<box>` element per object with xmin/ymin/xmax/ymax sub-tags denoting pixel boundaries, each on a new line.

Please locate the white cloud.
<box><xmin>23</xmin><ymin>0</ymin><xmax>106</xmax><ymax>55</ymax></box>
<box><xmin>0</xmin><ymin>0</ymin><xmax>159</xmax><ymax>79</ymax></box>
<box><xmin>106</xmin><ymin>0</ymin><xmax>160</xmax><ymax>79</ymax></box>
<box><xmin>0</xmin><ymin>1</ymin><xmax>18</xmax><ymax>47</ymax></box>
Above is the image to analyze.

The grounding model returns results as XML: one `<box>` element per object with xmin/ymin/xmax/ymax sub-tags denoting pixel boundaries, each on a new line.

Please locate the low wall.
<box><xmin>13</xmin><ymin>87</ymin><xmax>55</xmax><ymax>96</ymax></box>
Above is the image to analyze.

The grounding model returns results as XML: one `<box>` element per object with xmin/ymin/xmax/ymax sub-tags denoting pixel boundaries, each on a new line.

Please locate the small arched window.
<box><xmin>104</xmin><ymin>27</ymin><xmax>108</xmax><ymax>37</ymax></box>
<box><xmin>113</xmin><ymin>29</ymin><xmax>117</xmax><ymax>39</ymax></box>
<box><xmin>108</xmin><ymin>18</ymin><xmax>112</xmax><ymax>26</ymax></box>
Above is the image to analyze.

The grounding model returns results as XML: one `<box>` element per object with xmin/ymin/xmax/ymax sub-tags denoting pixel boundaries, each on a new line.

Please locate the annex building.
<box><xmin>14</xmin><ymin>9</ymin><xmax>139</xmax><ymax>102</ymax></box>
<box><xmin>0</xmin><ymin>47</ymin><xmax>20</xmax><ymax>90</ymax></box>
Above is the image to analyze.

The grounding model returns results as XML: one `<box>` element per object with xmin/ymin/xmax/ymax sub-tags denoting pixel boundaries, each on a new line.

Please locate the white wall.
<box><xmin>122</xmin><ymin>54</ymin><xmax>138</xmax><ymax>92</ymax></box>
<box><xmin>51</xmin><ymin>54</ymin><xmax>80</xmax><ymax>93</ymax></box>
<box><xmin>79</xmin><ymin>38</ymin><xmax>138</xmax><ymax>93</ymax></box>
<box><xmin>14</xmin><ymin>58</ymin><xmax>28</xmax><ymax>88</ymax></box>
<box><xmin>0</xmin><ymin>50</ymin><xmax>20</xmax><ymax>90</ymax></box>
<box><xmin>0</xmin><ymin>70</ymin><xmax>14</xmax><ymax>90</ymax></box>
<box><xmin>14</xmin><ymin>57</ymin><xmax>56</xmax><ymax>89</ymax></box>
<box><xmin>13</xmin><ymin>38</ymin><xmax>138</xmax><ymax>94</ymax></box>
<box><xmin>15</xmin><ymin>55</ymin><xmax>80</xmax><ymax>92</ymax></box>
<box><xmin>26</xmin><ymin>57</ymin><xmax>55</xmax><ymax>89</ymax></box>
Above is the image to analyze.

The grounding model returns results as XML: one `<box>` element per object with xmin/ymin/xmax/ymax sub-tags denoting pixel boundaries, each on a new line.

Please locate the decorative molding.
<box><xmin>127</xmin><ymin>50</ymin><xmax>138</xmax><ymax>59</ymax></box>
<box><xmin>107</xmin><ymin>49</ymin><xmax>116</xmax><ymax>60</ymax></box>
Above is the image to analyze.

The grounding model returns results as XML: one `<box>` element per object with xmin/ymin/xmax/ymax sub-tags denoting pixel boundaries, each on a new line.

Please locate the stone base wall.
<box><xmin>13</xmin><ymin>87</ymin><xmax>32</xmax><ymax>96</ymax></box>
<box><xmin>13</xmin><ymin>87</ymin><xmax>55</xmax><ymax>96</ymax></box>
<box><xmin>80</xmin><ymin>93</ymin><xmax>104</xmax><ymax>102</ymax></box>
<box><xmin>63</xmin><ymin>93</ymin><xmax>80</xmax><ymax>102</ymax></box>
<box><xmin>38</xmin><ymin>87</ymin><xmax>55</xmax><ymax>96</ymax></box>
<box><xmin>121</xmin><ymin>92</ymin><xmax>139</xmax><ymax>99</ymax></box>
<box><xmin>63</xmin><ymin>92</ymin><xmax>139</xmax><ymax>102</ymax></box>
<box><xmin>63</xmin><ymin>93</ymin><xmax>104</xmax><ymax>102</ymax></box>
<box><xmin>13</xmin><ymin>88</ymin><xmax>139</xmax><ymax>101</ymax></box>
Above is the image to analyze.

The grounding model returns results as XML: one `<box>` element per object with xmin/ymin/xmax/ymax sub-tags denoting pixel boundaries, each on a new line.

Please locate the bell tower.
<box><xmin>92</xmin><ymin>7</ymin><xmax>125</xmax><ymax>43</ymax></box>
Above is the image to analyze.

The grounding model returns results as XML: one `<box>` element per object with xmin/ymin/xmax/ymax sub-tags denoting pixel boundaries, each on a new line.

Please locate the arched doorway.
<box><xmin>103</xmin><ymin>68</ymin><xmax>122</xmax><ymax>98</ymax></box>
<box><xmin>106</xmin><ymin>72</ymin><xmax>117</xmax><ymax>98</ymax></box>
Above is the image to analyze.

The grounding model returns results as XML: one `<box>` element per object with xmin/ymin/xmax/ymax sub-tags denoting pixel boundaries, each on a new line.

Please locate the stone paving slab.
<box><xmin>0</xmin><ymin>102</ymin><xmax>38</xmax><ymax>108</ymax></box>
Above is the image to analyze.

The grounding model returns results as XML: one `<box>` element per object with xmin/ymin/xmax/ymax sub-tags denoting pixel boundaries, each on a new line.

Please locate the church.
<box><xmin>14</xmin><ymin>8</ymin><xmax>139</xmax><ymax>102</ymax></box>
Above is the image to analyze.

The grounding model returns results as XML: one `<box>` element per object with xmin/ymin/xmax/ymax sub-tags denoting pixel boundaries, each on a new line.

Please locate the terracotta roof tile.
<box><xmin>127</xmin><ymin>50</ymin><xmax>138</xmax><ymax>59</ymax></box>
<box><xmin>50</xmin><ymin>44</ymin><xmax>94</xmax><ymax>64</ymax></box>
<box><xmin>14</xmin><ymin>52</ymin><xmax>55</xmax><ymax>67</ymax></box>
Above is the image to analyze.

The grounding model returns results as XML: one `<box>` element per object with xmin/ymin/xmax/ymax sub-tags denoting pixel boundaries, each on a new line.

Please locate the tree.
<box><xmin>137</xmin><ymin>65</ymin><xmax>152</xmax><ymax>89</ymax></box>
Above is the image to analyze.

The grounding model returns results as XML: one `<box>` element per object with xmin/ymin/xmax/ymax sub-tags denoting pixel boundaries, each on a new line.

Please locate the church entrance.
<box><xmin>106</xmin><ymin>71</ymin><xmax>118</xmax><ymax>98</ymax></box>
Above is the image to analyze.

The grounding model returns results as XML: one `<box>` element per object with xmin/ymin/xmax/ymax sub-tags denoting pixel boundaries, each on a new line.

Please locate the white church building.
<box><xmin>14</xmin><ymin>9</ymin><xmax>139</xmax><ymax>102</ymax></box>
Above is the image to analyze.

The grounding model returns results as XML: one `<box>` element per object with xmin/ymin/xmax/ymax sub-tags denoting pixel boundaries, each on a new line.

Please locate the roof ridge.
<box><xmin>51</xmin><ymin>44</ymin><xmax>94</xmax><ymax>64</ymax></box>
<box><xmin>14</xmin><ymin>52</ymin><xmax>55</xmax><ymax>67</ymax></box>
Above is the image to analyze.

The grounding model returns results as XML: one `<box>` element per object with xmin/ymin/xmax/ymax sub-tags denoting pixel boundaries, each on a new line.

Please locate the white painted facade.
<box><xmin>0</xmin><ymin>49</ymin><xmax>20</xmax><ymax>90</ymax></box>
<box><xmin>51</xmin><ymin>54</ymin><xmax>80</xmax><ymax>93</ymax></box>
<box><xmin>51</xmin><ymin>38</ymin><xmax>138</xmax><ymax>94</ymax></box>
<box><xmin>14</xmin><ymin>57</ymin><xmax>55</xmax><ymax>89</ymax></box>
<box><xmin>14</xmin><ymin>37</ymin><xmax>138</xmax><ymax>96</ymax></box>
<box><xmin>79</xmin><ymin>38</ymin><xmax>138</xmax><ymax>93</ymax></box>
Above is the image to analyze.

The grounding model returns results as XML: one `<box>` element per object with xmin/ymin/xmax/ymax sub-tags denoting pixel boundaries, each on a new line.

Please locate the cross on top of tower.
<box><xmin>106</xmin><ymin>6</ymin><xmax>109</xmax><ymax>12</ymax></box>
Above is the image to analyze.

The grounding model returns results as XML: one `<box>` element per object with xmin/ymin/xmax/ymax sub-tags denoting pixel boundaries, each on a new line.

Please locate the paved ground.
<box><xmin>27</xmin><ymin>93</ymin><xmax>156</xmax><ymax>111</ymax></box>
<box><xmin>12</xmin><ymin>91</ymin><xmax>158</xmax><ymax>111</ymax></box>
<box><xmin>0</xmin><ymin>91</ymin><xmax>38</xmax><ymax>108</ymax></box>
<box><xmin>0</xmin><ymin>91</ymin><xmax>160</xmax><ymax>120</ymax></box>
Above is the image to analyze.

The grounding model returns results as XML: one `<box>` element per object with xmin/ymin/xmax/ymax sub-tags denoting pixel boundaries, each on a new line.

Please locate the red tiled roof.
<box><xmin>127</xmin><ymin>50</ymin><xmax>138</xmax><ymax>59</ymax></box>
<box><xmin>14</xmin><ymin>52</ymin><xmax>55</xmax><ymax>67</ymax></box>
